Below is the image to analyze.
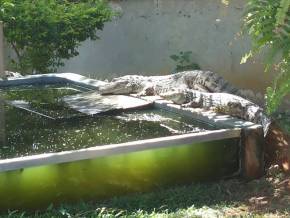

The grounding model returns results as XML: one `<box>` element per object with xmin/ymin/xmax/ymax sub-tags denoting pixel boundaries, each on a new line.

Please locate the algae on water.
<box><xmin>0</xmin><ymin>85</ymin><xmax>216</xmax><ymax>159</ymax></box>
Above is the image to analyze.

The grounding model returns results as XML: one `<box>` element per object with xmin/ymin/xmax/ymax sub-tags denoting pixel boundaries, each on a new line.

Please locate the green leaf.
<box><xmin>240</xmin><ymin>51</ymin><xmax>253</xmax><ymax>64</ymax></box>
<box><xmin>243</xmin><ymin>0</ymin><xmax>290</xmax><ymax>114</ymax></box>
<box><xmin>170</xmin><ymin>55</ymin><xmax>180</xmax><ymax>61</ymax></box>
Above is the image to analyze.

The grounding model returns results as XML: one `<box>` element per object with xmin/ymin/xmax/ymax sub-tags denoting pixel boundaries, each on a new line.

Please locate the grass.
<box><xmin>1</xmin><ymin>168</ymin><xmax>289</xmax><ymax>218</ymax></box>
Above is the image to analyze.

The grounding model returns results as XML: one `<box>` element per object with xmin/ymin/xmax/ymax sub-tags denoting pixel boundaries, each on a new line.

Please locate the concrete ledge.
<box><xmin>0</xmin><ymin>73</ymin><xmax>107</xmax><ymax>89</ymax></box>
<box><xmin>0</xmin><ymin>128</ymin><xmax>241</xmax><ymax>173</ymax></box>
<box><xmin>153</xmin><ymin>99</ymin><xmax>260</xmax><ymax>129</ymax></box>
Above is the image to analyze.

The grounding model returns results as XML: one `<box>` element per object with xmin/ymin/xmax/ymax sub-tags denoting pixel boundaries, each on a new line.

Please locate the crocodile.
<box><xmin>99</xmin><ymin>70</ymin><xmax>263</xmax><ymax>105</ymax></box>
<box><xmin>98</xmin><ymin>70</ymin><xmax>270</xmax><ymax>134</ymax></box>
<box><xmin>160</xmin><ymin>88</ymin><xmax>271</xmax><ymax>135</ymax></box>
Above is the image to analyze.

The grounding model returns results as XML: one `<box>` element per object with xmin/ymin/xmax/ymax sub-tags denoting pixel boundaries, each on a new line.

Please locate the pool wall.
<box><xmin>0</xmin><ymin>137</ymin><xmax>240</xmax><ymax>210</ymax></box>
<box><xmin>0</xmin><ymin>73</ymin><xmax>265</xmax><ymax>210</ymax></box>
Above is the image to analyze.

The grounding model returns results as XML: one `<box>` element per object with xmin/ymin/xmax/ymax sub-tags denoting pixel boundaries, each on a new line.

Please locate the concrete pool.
<box><xmin>0</xmin><ymin>73</ymin><xmax>265</xmax><ymax>210</ymax></box>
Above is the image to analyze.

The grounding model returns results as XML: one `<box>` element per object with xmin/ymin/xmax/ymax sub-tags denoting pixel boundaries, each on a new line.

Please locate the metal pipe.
<box><xmin>0</xmin><ymin>91</ymin><xmax>5</xmax><ymax>146</ymax></box>
<box><xmin>0</xmin><ymin>21</ymin><xmax>6</xmax><ymax>79</ymax></box>
<box><xmin>0</xmin><ymin>21</ymin><xmax>5</xmax><ymax>146</ymax></box>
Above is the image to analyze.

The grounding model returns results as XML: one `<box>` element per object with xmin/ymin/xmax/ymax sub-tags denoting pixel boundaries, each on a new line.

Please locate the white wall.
<box><xmin>59</xmin><ymin>0</ymin><xmax>274</xmax><ymax>93</ymax></box>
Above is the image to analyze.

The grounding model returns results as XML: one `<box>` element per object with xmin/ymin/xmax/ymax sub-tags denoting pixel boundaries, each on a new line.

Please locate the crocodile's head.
<box><xmin>99</xmin><ymin>80</ymin><xmax>132</xmax><ymax>95</ymax></box>
<box><xmin>99</xmin><ymin>75</ymin><xmax>144</xmax><ymax>95</ymax></box>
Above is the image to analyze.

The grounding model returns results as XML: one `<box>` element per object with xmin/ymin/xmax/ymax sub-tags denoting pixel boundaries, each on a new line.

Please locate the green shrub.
<box><xmin>0</xmin><ymin>0</ymin><xmax>113</xmax><ymax>74</ymax></box>
<box><xmin>243</xmin><ymin>0</ymin><xmax>290</xmax><ymax>114</ymax></box>
<box><xmin>170</xmin><ymin>51</ymin><xmax>200</xmax><ymax>72</ymax></box>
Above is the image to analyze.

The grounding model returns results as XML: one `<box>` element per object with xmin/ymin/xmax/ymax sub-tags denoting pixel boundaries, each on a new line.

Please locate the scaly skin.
<box><xmin>99</xmin><ymin>71</ymin><xmax>263</xmax><ymax>105</ymax></box>
<box><xmin>99</xmin><ymin>70</ymin><xmax>270</xmax><ymax>133</ymax></box>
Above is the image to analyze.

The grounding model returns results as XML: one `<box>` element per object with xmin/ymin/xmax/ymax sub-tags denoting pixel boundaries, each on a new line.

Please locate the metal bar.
<box><xmin>0</xmin><ymin>21</ymin><xmax>5</xmax><ymax>144</ymax></box>
<box><xmin>0</xmin><ymin>21</ymin><xmax>5</xmax><ymax>79</ymax></box>
<box><xmin>5</xmin><ymin>100</ymin><xmax>56</xmax><ymax>120</ymax></box>
<box><xmin>0</xmin><ymin>91</ymin><xmax>5</xmax><ymax>146</ymax></box>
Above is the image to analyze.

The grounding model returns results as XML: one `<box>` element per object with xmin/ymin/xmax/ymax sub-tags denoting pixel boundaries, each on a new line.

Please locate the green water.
<box><xmin>0</xmin><ymin>138</ymin><xmax>240</xmax><ymax>210</ymax></box>
<box><xmin>2</xmin><ymin>84</ymin><xmax>86</xmax><ymax>119</ymax></box>
<box><xmin>3</xmin><ymin>84</ymin><xmax>84</xmax><ymax>103</ymax></box>
<box><xmin>0</xmin><ymin>85</ymin><xmax>216</xmax><ymax>159</ymax></box>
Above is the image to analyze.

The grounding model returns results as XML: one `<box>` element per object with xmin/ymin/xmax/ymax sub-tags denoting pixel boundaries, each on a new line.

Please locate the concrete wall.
<box><xmin>59</xmin><ymin>0</ymin><xmax>274</xmax><ymax>93</ymax></box>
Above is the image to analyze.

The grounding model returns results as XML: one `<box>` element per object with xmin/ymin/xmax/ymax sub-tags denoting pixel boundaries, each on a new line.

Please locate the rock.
<box><xmin>4</xmin><ymin>71</ymin><xmax>22</xmax><ymax>78</ymax></box>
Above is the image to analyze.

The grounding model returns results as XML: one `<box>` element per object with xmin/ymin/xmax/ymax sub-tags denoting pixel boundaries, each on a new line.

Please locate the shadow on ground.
<box><xmin>96</xmin><ymin>171</ymin><xmax>290</xmax><ymax>216</ymax></box>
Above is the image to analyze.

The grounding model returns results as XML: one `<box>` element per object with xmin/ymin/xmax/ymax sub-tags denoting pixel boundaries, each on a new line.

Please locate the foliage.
<box><xmin>0</xmin><ymin>0</ymin><xmax>113</xmax><ymax>74</ymax></box>
<box><xmin>266</xmin><ymin>60</ymin><xmax>290</xmax><ymax>114</ymax></box>
<box><xmin>170</xmin><ymin>51</ymin><xmax>200</xmax><ymax>72</ymax></box>
<box><xmin>243</xmin><ymin>0</ymin><xmax>290</xmax><ymax>114</ymax></box>
<box><xmin>276</xmin><ymin>112</ymin><xmax>290</xmax><ymax>133</ymax></box>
